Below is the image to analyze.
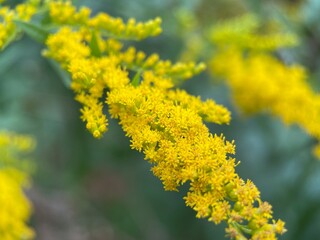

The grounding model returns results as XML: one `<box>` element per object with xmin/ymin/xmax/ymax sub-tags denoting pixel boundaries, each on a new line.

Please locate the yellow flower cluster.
<box><xmin>210</xmin><ymin>15</ymin><xmax>320</xmax><ymax>158</ymax></box>
<box><xmin>47</xmin><ymin>1</ymin><xmax>205</xmax><ymax>79</ymax></box>
<box><xmin>0</xmin><ymin>131</ymin><xmax>35</xmax><ymax>240</ymax></box>
<box><xmin>107</xmin><ymin>77</ymin><xmax>285</xmax><ymax>239</ymax></box>
<box><xmin>44</xmin><ymin>5</ymin><xmax>205</xmax><ymax>138</ymax></box>
<box><xmin>119</xmin><ymin>47</ymin><xmax>206</xmax><ymax>80</ymax></box>
<box><xmin>44</xmin><ymin>27</ymin><xmax>130</xmax><ymax>138</ymax></box>
<box><xmin>0</xmin><ymin>0</ymin><xmax>38</xmax><ymax>49</ymax></box>
<box><xmin>49</xmin><ymin>1</ymin><xmax>90</xmax><ymax>25</ymax></box>
<box><xmin>48</xmin><ymin>0</ymin><xmax>162</xmax><ymax>40</ymax></box>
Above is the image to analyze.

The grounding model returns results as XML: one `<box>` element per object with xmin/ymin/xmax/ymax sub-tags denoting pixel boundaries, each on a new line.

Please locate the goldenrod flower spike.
<box><xmin>0</xmin><ymin>131</ymin><xmax>35</xmax><ymax>240</ymax></box>
<box><xmin>107</xmin><ymin>75</ymin><xmax>286</xmax><ymax>239</ymax></box>
<box><xmin>41</xmin><ymin>2</ymin><xmax>286</xmax><ymax>238</ymax></box>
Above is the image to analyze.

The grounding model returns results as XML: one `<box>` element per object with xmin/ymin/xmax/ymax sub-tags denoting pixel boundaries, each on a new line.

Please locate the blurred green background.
<box><xmin>1</xmin><ymin>0</ymin><xmax>320</xmax><ymax>239</ymax></box>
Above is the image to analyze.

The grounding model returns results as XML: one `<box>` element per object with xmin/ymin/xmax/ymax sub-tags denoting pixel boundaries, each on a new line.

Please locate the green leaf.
<box><xmin>14</xmin><ymin>20</ymin><xmax>49</xmax><ymax>44</ymax></box>
<box><xmin>48</xmin><ymin>59</ymin><xmax>72</xmax><ymax>88</ymax></box>
<box><xmin>131</xmin><ymin>70</ymin><xmax>142</xmax><ymax>87</ymax></box>
<box><xmin>89</xmin><ymin>31</ymin><xmax>101</xmax><ymax>57</ymax></box>
<box><xmin>0</xmin><ymin>42</ymin><xmax>21</xmax><ymax>74</ymax></box>
<box><xmin>233</xmin><ymin>222</ymin><xmax>253</xmax><ymax>235</ymax></box>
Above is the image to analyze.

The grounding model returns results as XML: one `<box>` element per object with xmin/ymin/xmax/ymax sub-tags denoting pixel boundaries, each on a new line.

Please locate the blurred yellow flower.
<box><xmin>0</xmin><ymin>131</ymin><xmax>35</xmax><ymax>240</ymax></box>
<box><xmin>210</xmin><ymin>14</ymin><xmax>320</xmax><ymax>159</ymax></box>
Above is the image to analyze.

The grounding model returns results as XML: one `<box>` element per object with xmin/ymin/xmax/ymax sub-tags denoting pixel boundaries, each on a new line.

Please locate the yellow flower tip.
<box><xmin>257</xmin><ymin>201</ymin><xmax>273</xmax><ymax>220</ymax></box>
<box><xmin>98</xmin><ymin>124</ymin><xmax>107</xmax><ymax>132</ymax></box>
<box><xmin>183</xmin><ymin>71</ymin><xmax>192</xmax><ymax>79</ymax></box>
<box><xmin>93</xmin><ymin>130</ymin><xmax>102</xmax><ymax>138</ymax></box>
<box><xmin>127</xmin><ymin>18</ymin><xmax>136</xmax><ymax>25</ymax></box>
<box><xmin>86</xmin><ymin>122</ymin><xmax>92</xmax><ymax>129</ymax></box>
<box><xmin>154</xmin><ymin>17</ymin><xmax>162</xmax><ymax>24</ymax></box>
<box><xmin>273</xmin><ymin>219</ymin><xmax>287</xmax><ymax>234</ymax></box>
<box><xmin>144</xmin><ymin>53</ymin><xmax>160</xmax><ymax>67</ymax></box>
<box><xmin>196</xmin><ymin>62</ymin><xmax>207</xmax><ymax>73</ymax></box>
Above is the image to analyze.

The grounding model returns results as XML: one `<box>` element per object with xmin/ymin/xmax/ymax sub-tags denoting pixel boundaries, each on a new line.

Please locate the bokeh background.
<box><xmin>1</xmin><ymin>0</ymin><xmax>320</xmax><ymax>239</ymax></box>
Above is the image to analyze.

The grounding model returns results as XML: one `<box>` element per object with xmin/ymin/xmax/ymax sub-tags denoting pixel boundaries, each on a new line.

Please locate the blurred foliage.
<box><xmin>1</xmin><ymin>0</ymin><xmax>320</xmax><ymax>239</ymax></box>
